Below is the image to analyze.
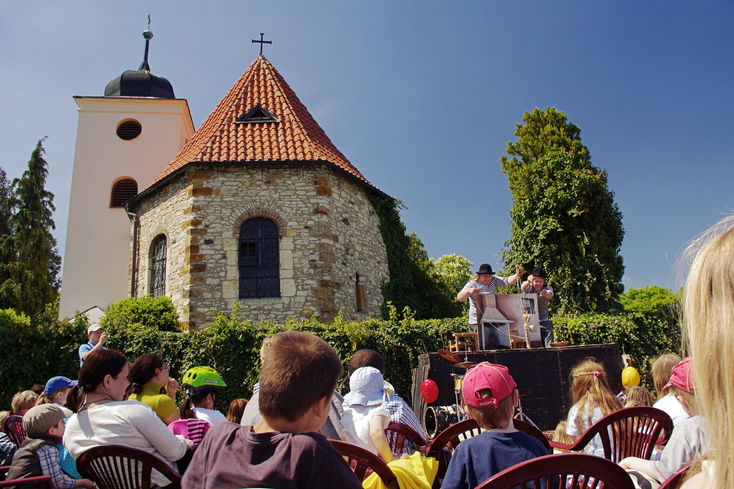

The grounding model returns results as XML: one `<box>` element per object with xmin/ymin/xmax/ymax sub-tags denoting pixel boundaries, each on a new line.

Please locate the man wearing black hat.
<box><xmin>521</xmin><ymin>268</ymin><xmax>554</xmax><ymax>347</ymax></box>
<box><xmin>456</xmin><ymin>264</ymin><xmax>525</xmax><ymax>331</ymax></box>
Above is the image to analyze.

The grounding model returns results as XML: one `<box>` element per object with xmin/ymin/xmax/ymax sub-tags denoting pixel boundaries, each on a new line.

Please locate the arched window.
<box><xmin>239</xmin><ymin>218</ymin><xmax>280</xmax><ymax>298</ymax></box>
<box><xmin>110</xmin><ymin>178</ymin><xmax>138</xmax><ymax>207</ymax></box>
<box><xmin>149</xmin><ymin>235</ymin><xmax>167</xmax><ymax>297</ymax></box>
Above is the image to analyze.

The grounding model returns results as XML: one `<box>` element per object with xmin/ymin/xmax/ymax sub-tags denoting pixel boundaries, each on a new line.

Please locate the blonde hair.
<box><xmin>624</xmin><ymin>386</ymin><xmax>654</xmax><ymax>407</ymax></box>
<box><xmin>569</xmin><ymin>359</ymin><xmax>622</xmax><ymax>429</ymax></box>
<box><xmin>650</xmin><ymin>353</ymin><xmax>682</xmax><ymax>398</ymax></box>
<box><xmin>0</xmin><ymin>411</ymin><xmax>9</xmax><ymax>432</ymax></box>
<box><xmin>551</xmin><ymin>420</ymin><xmax>574</xmax><ymax>451</ymax></box>
<box><xmin>11</xmin><ymin>390</ymin><xmax>38</xmax><ymax>415</ymax></box>
<box><xmin>680</xmin><ymin>215</ymin><xmax>734</xmax><ymax>489</ymax></box>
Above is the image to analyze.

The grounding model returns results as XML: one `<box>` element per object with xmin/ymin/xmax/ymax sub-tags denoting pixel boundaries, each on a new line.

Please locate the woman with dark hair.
<box><xmin>63</xmin><ymin>349</ymin><xmax>191</xmax><ymax>488</ymax></box>
<box><xmin>128</xmin><ymin>353</ymin><xmax>180</xmax><ymax>424</ymax></box>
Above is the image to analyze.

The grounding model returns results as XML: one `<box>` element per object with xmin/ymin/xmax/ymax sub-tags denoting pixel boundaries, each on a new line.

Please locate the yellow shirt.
<box><xmin>128</xmin><ymin>381</ymin><xmax>177</xmax><ymax>423</ymax></box>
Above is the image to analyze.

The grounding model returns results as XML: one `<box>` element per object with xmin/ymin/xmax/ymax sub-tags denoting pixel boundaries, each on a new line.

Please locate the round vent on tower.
<box><xmin>116</xmin><ymin>119</ymin><xmax>142</xmax><ymax>140</ymax></box>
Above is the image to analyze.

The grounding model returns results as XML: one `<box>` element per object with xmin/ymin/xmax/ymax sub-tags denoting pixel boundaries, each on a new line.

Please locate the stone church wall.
<box><xmin>133</xmin><ymin>164</ymin><xmax>389</xmax><ymax>329</ymax></box>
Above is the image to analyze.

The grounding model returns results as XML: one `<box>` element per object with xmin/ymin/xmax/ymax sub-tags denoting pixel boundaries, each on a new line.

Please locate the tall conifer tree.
<box><xmin>501</xmin><ymin>108</ymin><xmax>624</xmax><ymax>313</ymax></box>
<box><xmin>0</xmin><ymin>139</ymin><xmax>61</xmax><ymax>315</ymax></box>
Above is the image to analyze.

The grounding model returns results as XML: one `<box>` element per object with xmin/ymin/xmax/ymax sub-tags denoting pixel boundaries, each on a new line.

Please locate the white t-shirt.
<box><xmin>192</xmin><ymin>407</ymin><xmax>228</xmax><ymax>426</ymax></box>
<box><xmin>64</xmin><ymin>401</ymin><xmax>188</xmax><ymax>487</ymax></box>
<box><xmin>653</xmin><ymin>393</ymin><xmax>690</xmax><ymax>426</ymax></box>
<box><xmin>566</xmin><ymin>402</ymin><xmax>605</xmax><ymax>457</ymax></box>
<box><xmin>341</xmin><ymin>404</ymin><xmax>390</xmax><ymax>455</ymax></box>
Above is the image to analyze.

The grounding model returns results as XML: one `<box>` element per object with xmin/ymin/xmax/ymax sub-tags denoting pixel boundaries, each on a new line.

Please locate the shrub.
<box><xmin>101</xmin><ymin>296</ymin><xmax>180</xmax><ymax>332</ymax></box>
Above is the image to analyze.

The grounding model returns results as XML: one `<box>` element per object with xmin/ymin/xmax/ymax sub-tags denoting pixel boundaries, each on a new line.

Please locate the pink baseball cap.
<box><xmin>462</xmin><ymin>362</ymin><xmax>516</xmax><ymax>408</ymax></box>
<box><xmin>664</xmin><ymin>357</ymin><xmax>695</xmax><ymax>393</ymax></box>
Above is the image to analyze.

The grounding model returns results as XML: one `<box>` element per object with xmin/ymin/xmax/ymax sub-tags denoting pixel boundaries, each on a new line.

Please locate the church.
<box><xmin>59</xmin><ymin>31</ymin><xmax>391</xmax><ymax>328</ymax></box>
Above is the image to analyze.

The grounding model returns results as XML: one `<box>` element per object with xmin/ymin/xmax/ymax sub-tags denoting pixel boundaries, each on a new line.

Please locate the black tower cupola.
<box><xmin>104</xmin><ymin>29</ymin><xmax>175</xmax><ymax>98</ymax></box>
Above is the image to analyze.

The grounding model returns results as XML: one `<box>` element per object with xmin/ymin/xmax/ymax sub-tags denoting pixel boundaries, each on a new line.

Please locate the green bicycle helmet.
<box><xmin>182</xmin><ymin>366</ymin><xmax>227</xmax><ymax>388</ymax></box>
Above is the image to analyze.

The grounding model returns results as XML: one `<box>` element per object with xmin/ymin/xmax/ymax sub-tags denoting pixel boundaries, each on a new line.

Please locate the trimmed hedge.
<box><xmin>0</xmin><ymin>297</ymin><xmax>682</xmax><ymax>412</ymax></box>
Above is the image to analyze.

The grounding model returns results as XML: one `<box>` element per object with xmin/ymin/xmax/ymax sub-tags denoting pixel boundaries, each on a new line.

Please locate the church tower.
<box><xmin>59</xmin><ymin>30</ymin><xmax>194</xmax><ymax>319</ymax></box>
<box><xmin>127</xmin><ymin>53</ymin><xmax>390</xmax><ymax>328</ymax></box>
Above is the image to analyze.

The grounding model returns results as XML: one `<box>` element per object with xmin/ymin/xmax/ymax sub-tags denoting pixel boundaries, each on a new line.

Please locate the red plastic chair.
<box><xmin>475</xmin><ymin>453</ymin><xmax>635</xmax><ymax>488</ymax></box>
<box><xmin>385</xmin><ymin>421</ymin><xmax>427</xmax><ymax>454</ymax></box>
<box><xmin>512</xmin><ymin>418</ymin><xmax>551</xmax><ymax>454</ymax></box>
<box><xmin>76</xmin><ymin>444</ymin><xmax>181</xmax><ymax>489</ymax></box>
<box><xmin>4</xmin><ymin>416</ymin><xmax>26</xmax><ymax>446</ymax></box>
<box><xmin>0</xmin><ymin>474</ymin><xmax>52</xmax><ymax>488</ymax></box>
<box><xmin>329</xmin><ymin>439</ymin><xmax>398</xmax><ymax>489</ymax></box>
<box><xmin>425</xmin><ymin>418</ymin><xmax>483</xmax><ymax>488</ymax></box>
<box><xmin>658</xmin><ymin>461</ymin><xmax>693</xmax><ymax>489</ymax></box>
<box><xmin>550</xmin><ymin>406</ymin><xmax>673</xmax><ymax>462</ymax></box>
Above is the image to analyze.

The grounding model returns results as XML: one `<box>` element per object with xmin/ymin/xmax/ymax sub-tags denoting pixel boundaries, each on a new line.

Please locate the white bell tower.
<box><xmin>59</xmin><ymin>29</ymin><xmax>194</xmax><ymax>319</ymax></box>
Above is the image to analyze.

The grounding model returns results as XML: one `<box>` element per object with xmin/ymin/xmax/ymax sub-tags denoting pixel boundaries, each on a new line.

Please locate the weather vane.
<box><xmin>252</xmin><ymin>33</ymin><xmax>272</xmax><ymax>56</ymax></box>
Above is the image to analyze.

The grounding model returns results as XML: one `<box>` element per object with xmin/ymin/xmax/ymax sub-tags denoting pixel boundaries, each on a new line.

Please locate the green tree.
<box><xmin>501</xmin><ymin>108</ymin><xmax>624</xmax><ymax>313</ymax></box>
<box><xmin>0</xmin><ymin>169</ymin><xmax>15</xmax><ymax>286</ymax></box>
<box><xmin>0</xmin><ymin>140</ymin><xmax>61</xmax><ymax>316</ymax></box>
<box><xmin>431</xmin><ymin>254</ymin><xmax>473</xmax><ymax>297</ymax></box>
<box><xmin>620</xmin><ymin>285</ymin><xmax>679</xmax><ymax>314</ymax></box>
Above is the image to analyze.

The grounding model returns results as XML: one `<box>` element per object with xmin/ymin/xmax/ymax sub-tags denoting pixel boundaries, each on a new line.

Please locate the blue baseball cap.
<box><xmin>45</xmin><ymin>376</ymin><xmax>77</xmax><ymax>397</ymax></box>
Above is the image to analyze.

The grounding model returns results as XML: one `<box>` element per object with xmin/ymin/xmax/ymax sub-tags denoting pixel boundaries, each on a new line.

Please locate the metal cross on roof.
<box><xmin>252</xmin><ymin>33</ymin><xmax>272</xmax><ymax>56</ymax></box>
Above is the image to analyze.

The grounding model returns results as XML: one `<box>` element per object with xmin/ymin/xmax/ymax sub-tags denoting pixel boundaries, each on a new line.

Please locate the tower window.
<box><xmin>117</xmin><ymin>119</ymin><xmax>142</xmax><ymax>140</ymax></box>
<box><xmin>110</xmin><ymin>179</ymin><xmax>138</xmax><ymax>207</ymax></box>
<box><xmin>149</xmin><ymin>234</ymin><xmax>167</xmax><ymax>297</ymax></box>
<box><xmin>239</xmin><ymin>218</ymin><xmax>280</xmax><ymax>298</ymax></box>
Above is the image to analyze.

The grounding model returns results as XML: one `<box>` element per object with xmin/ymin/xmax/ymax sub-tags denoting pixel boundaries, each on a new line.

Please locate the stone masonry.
<box><xmin>132</xmin><ymin>164</ymin><xmax>389</xmax><ymax>329</ymax></box>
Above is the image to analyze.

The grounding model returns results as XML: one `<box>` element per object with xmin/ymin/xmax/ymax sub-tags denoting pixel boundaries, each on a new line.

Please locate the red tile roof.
<box><xmin>150</xmin><ymin>56</ymin><xmax>375</xmax><ymax>190</ymax></box>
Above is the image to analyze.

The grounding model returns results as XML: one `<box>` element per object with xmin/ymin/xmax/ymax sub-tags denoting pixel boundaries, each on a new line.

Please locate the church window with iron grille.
<box><xmin>239</xmin><ymin>218</ymin><xmax>280</xmax><ymax>298</ymax></box>
<box><xmin>149</xmin><ymin>235</ymin><xmax>167</xmax><ymax>297</ymax></box>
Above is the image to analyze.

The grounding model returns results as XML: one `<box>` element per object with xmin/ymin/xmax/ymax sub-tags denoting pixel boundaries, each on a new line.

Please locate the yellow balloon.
<box><xmin>622</xmin><ymin>366</ymin><xmax>641</xmax><ymax>388</ymax></box>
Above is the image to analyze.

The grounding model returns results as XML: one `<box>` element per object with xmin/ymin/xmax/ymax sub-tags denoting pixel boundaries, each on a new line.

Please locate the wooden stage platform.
<box><xmin>411</xmin><ymin>344</ymin><xmax>622</xmax><ymax>433</ymax></box>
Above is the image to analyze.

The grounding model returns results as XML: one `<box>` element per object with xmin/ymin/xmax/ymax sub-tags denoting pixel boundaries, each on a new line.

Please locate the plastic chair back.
<box><xmin>76</xmin><ymin>444</ymin><xmax>181</xmax><ymax>489</ymax></box>
<box><xmin>477</xmin><ymin>453</ymin><xmax>635</xmax><ymax>488</ymax></box>
<box><xmin>385</xmin><ymin>421</ymin><xmax>426</xmax><ymax>455</ymax></box>
<box><xmin>0</xmin><ymin>474</ymin><xmax>51</xmax><ymax>488</ymax></box>
<box><xmin>329</xmin><ymin>439</ymin><xmax>398</xmax><ymax>489</ymax></box>
<box><xmin>4</xmin><ymin>416</ymin><xmax>26</xmax><ymax>446</ymax></box>
<box><xmin>512</xmin><ymin>418</ymin><xmax>551</xmax><ymax>453</ymax></box>
<box><xmin>425</xmin><ymin>418</ymin><xmax>483</xmax><ymax>488</ymax></box>
<box><xmin>549</xmin><ymin>406</ymin><xmax>673</xmax><ymax>462</ymax></box>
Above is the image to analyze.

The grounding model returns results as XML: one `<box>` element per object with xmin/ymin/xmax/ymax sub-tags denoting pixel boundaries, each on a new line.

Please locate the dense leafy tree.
<box><xmin>0</xmin><ymin>140</ymin><xmax>61</xmax><ymax>316</ymax></box>
<box><xmin>431</xmin><ymin>254</ymin><xmax>473</xmax><ymax>297</ymax></box>
<box><xmin>0</xmin><ymin>169</ymin><xmax>14</xmax><ymax>286</ymax></box>
<box><xmin>620</xmin><ymin>285</ymin><xmax>679</xmax><ymax>314</ymax></box>
<box><xmin>367</xmin><ymin>195</ymin><xmax>462</xmax><ymax>319</ymax></box>
<box><xmin>501</xmin><ymin>108</ymin><xmax>624</xmax><ymax>313</ymax></box>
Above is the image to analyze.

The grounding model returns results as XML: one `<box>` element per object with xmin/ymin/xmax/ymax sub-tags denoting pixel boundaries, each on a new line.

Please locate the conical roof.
<box><xmin>150</xmin><ymin>56</ymin><xmax>375</xmax><ymax>191</ymax></box>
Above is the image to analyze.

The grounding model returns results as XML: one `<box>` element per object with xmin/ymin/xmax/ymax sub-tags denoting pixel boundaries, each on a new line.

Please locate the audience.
<box><xmin>346</xmin><ymin>348</ymin><xmax>427</xmax><ymax>454</ymax></box>
<box><xmin>0</xmin><ymin>410</ymin><xmax>17</xmax><ymax>465</ymax></box>
<box><xmin>342</xmin><ymin>366</ymin><xmax>393</xmax><ymax>462</ymax></box>
<box><xmin>11</xmin><ymin>390</ymin><xmax>38</xmax><ymax>417</ymax></box>
<box><xmin>678</xmin><ymin>215</ymin><xmax>734</xmax><ymax>489</ymax></box>
<box><xmin>35</xmin><ymin>377</ymin><xmax>77</xmax><ymax>417</ymax></box>
<box><xmin>63</xmin><ymin>349</ymin><xmax>191</xmax><ymax>488</ymax></box>
<box><xmin>440</xmin><ymin>362</ymin><xmax>547</xmax><ymax>489</ymax></box>
<box><xmin>6</xmin><ymin>404</ymin><xmax>95</xmax><ymax>489</ymax></box>
<box><xmin>181</xmin><ymin>331</ymin><xmax>362</xmax><ymax>489</ymax></box>
<box><xmin>225</xmin><ymin>398</ymin><xmax>248</xmax><ymax>424</ymax></box>
<box><xmin>624</xmin><ymin>386</ymin><xmax>654</xmax><ymax>408</ymax></box>
<box><xmin>77</xmin><ymin>324</ymin><xmax>106</xmax><ymax>367</ymax></box>
<box><xmin>565</xmin><ymin>358</ymin><xmax>622</xmax><ymax>457</ymax></box>
<box><xmin>620</xmin><ymin>358</ymin><xmax>708</xmax><ymax>488</ymax></box>
<box><xmin>650</xmin><ymin>353</ymin><xmax>689</xmax><ymax>426</ymax></box>
<box><xmin>179</xmin><ymin>366</ymin><xmax>228</xmax><ymax>425</ymax></box>
<box><xmin>128</xmin><ymin>353</ymin><xmax>180</xmax><ymax>425</ymax></box>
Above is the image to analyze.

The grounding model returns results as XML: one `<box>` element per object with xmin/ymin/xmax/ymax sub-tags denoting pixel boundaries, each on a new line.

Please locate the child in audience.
<box><xmin>342</xmin><ymin>366</ymin><xmax>393</xmax><ymax>462</ymax></box>
<box><xmin>6</xmin><ymin>404</ymin><xmax>95</xmax><ymax>489</ymax></box>
<box><xmin>624</xmin><ymin>386</ymin><xmax>654</xmax><ymax>407</ymax></box>
<box><xmin>179</xmin><ymin>366</ymin><xmax>228</xmax><ymax>425</ymax></box>
<box><xmin>650</xmin><ymin>353</ymin><xmax>688</xmax><ymax>426</ymax></box>
<box><xmin>225</xmin><ymin>399</ymin><xmax>247</xmax><ymax>423</ymax></box>
<box><xmin>11</xmin><ymin>390</ymin><xmax>38</xmax><ymax>417</ymax></box>
<box><xmin>441</xmin><ymin>362</ymin><xmax>547</xmax><ymax>489</ymax></box>
<box><xmin>565</xmin><ymin>359</ymin><xmax>622</xmax><ymax>457</ymax></box>
<box><xmin>35</xmin><ymin>377</ymin><xmax>77</xmax><ymax>417</ymax></box>
<box><xmin>620</xmin><ymin>358</ymin><xmax>708</xmax><ymax>488</ymax></box>
<box><xmin>550</xmin><ymin>420</ymin><xmax>574</xmax><ymax>453</ymax></box>
<box><xmin>181</xmin><ymin>331</ymin><xmax>362</xmax><ymax>489</ymax></box>
<box><xmin>0</xmin><ymin>411</ymin><xmax>17</xmax><ymax>465</ymax></box>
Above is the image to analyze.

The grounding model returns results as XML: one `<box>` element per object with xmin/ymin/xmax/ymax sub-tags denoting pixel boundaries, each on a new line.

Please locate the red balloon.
<box><xmin>420</xmin><ymin>379</ymin><xmax>439</xmax><ymax>404</ymax></box>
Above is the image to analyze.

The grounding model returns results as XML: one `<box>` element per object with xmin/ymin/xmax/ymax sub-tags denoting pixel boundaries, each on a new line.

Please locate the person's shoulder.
<box><xmin>511</xmin><ymin>431</ymin><xmax>549</xmax><ymax>454</ymax></box>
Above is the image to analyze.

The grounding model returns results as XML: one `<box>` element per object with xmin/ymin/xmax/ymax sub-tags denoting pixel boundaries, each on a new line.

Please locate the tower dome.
<box><xmin>104</xmin><ymin>29</ymin><xmax>175</xmax><ymax>99</ymax></box>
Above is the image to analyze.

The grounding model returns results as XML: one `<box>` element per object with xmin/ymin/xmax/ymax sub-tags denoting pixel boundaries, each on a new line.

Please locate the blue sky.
<box><xmin>1</xmin><ymin>1</ymin><xmax>732</xmax><ymax>291</ymax></box>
